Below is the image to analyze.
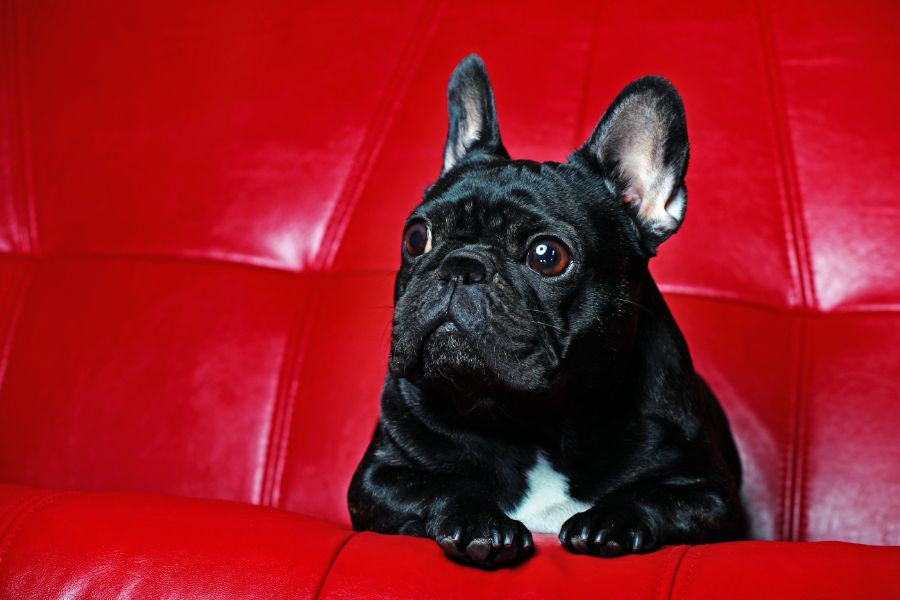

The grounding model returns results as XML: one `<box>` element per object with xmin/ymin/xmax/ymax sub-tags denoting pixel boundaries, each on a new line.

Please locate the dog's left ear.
<box><xmin>575</xmin><ymin>76</ymin><xmax>689</xmax><ymax>256</ymax></box>
<box><xmin>441</xmin><ymin>54</ymin><xmax>509</xmax><ymax>174</ymax></box>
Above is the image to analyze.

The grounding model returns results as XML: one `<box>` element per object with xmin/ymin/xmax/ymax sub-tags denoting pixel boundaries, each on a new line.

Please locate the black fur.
<box><xmin>348</xmin><ymin>54</ymin><xmax>745</xmax><ymax>569</ymax></box>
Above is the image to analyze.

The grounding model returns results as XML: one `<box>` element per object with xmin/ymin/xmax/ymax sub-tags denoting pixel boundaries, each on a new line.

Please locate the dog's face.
<box><xmin>389</xmin><ymin>55</ymin><xmax>689</xmax><ymax>422</ymax></box>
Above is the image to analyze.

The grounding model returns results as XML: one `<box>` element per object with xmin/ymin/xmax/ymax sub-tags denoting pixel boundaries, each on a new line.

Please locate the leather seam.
<box><xmin>257</xmin><ymin>305</ymin><xmax>300</xmax><ymax>506</ymax></box>
<box><xmin>265</xmin><ymin>287</ymin><xmax>321</xmax><ymax>508</ymax></box>
<box><xmin>779</xmin><ymin>316</ymin><xmax>808</xmax><ymax>541</ymax></box>
<box><xmin>0</xmin><ymin>260</ymin><xmax>33</xmax><ymax>399</ymax></box>
<box><xmin>0</xmin><ymin>492</ymin><xmax>67</xmax><ymax>566</ymax></box>
<box><xmin>314</xmin><ymin>0</ymin><xmax>447</xmax><ymax>271</ymax></box>
<box><xmin>755</xmin><ymin>0</ymin><xmax>815</xmax><ymax>310</ymax></box>
<box><xmin>656</xmin><ymin>545</ymin><xmax>689</xmax><ymax>600</ymax></box>
<box><xmin>2</xmin><ymin>252</ymin><xmax>897</xmax><ymax>317</ymax></box>
<box><xmin>671</xmin><ymin>545</ymin><xmax>705</xmax><ymax>600</ymax></box>
<box><xmin>257</xmin><ymin>284</ymin><xmax>318</xmax><ymax>508</ymax></box>
<box><xmin>757</xmin><ymin>0</ymin><xmax>816</xmax><ymax>541</ymax></box>
<box><xmin>792</xmin><ymin>317</ymin><xmax>811</xmax><ymax>541</ymax></box>
<box><xmin>1</xmin><ymin>0</ymin><xmax>25</xmax><ymax>253</ymax></box>
<box><xmin>776</xmin><ymin>317</ymin><xmax>792</xmax><ymax>539</ymax></box>
<box><xmin>312</xmin><ymin>530</ymin><xmax>359</xmax><ymax>600</ymax></box>
<box><xmin>7</xmin><ymin>0</ymin><xmax>39</xmax><ymax>255</ymax></box>
<box><xmin>4</xmin><ymin>250</ymin><xmax>899</xmax><ymax>314</ymax></box>
<box><xmin>570</xmin><ymin>0</ymin><xmax>602</xmax><ymax>148</ymax></box>
<box><xmin>0</xmin><ymin>492</ymin><xmax>43</xmax><ymax>542</ymax></box>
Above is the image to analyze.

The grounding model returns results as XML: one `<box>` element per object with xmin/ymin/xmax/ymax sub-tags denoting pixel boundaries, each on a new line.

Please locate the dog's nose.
<box><xmin>438</xmin><ymin>250</ymin><xmax>492</xmax><ymax>285</ymax></box>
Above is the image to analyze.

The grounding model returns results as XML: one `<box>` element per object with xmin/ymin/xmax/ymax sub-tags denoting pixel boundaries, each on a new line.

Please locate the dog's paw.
<box><xmin>559</xmin><ymin>505</ymin><xmax>659</xmax><ymax>557</ymax></box>
<box><xmin>434</xmin><ymin>511</ymin><xmax>534</xmax><ymax>569</ymax></box>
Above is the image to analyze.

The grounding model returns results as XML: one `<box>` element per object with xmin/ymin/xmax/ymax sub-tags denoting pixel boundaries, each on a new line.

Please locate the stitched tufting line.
<box><xmin>257</xmin><ymin>285</ymin><xmax>320</xmax><ymax>508</ymax></box>
<box><xmin>756</xmin><ymin>0</ymin><xmax>816</xmax><ymax>543</ymax></box>
<box><xmin>755</xmin><ymin>0</ymin><xmax>816</xmax><ymax>311</ymax></box>
<box><xmin>0</xmin><ymin>261</ymin><xmax>33</xmax><ymax>405</ymax></box>
<box><xmin>256</xmin><ymin>0</ymin><xmax>448</xmax><ymax>509</ymax></box>
<box><xmin>570</xmin><ymin>0</ymin><xmax>603</xmax><ymax>149</ymax></box>
<box><xmin>791</xmin><ymin>319</ymin><xmax>812</xmax><ymax>542</ymax></box>
<box><xmin>0</xmin><ymin>0</ymin><xmax>39</xmax><ymax>415</ymax></box>
<box><xmin>5</xmin><ymin>0</ymin><xmax>39</xmax><ymax>255</ymax></box>
<box><xmin>253</xmin><ymin>279</ymin><xmax>318</xmax><ymax>506</ymax></box>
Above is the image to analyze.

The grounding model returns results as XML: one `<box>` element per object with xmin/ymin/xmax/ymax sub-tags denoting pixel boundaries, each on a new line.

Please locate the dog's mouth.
<box><xmin>432</xmin><ymin>320</ymin><xmax>459</xmax><ymax>335</ymax></box>
<box><xmin>419</xmin><ymin>317</ymin><xmax>489</xmax><ymax>376</ymax></box>
<box><xmin>422</xmin><ymin>318</ymin><xmax>466</xmax><ymax>348</ymax></box>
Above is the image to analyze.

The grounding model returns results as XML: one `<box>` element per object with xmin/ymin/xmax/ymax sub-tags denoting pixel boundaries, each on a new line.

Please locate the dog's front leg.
<box><xmin>558</xmin><ymin>473</ymin><xmax>745</xmax><ymax>557</ymax></box>
<box><xmin>349</xmin><ymin>453</ymin><xmax>533</xmax><ymax>569</ymax></box>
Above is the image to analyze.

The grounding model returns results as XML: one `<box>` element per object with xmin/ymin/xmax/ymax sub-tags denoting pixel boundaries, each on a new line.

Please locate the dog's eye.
<box><xmin>403</xmin><ymin>221</ymin><xmax>432</xmax><ymax>257</ymax></box>
<box><xmin>527</xmin><ymin>238</ymin><xmax>570</xmax><ymax>276</ymax></box>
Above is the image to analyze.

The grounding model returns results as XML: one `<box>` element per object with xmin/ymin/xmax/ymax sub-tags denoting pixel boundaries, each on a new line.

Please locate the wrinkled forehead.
<box><xmin>416</xmin><ymin>162</ymin><xmax>584</xmax><ymax>242</ymax></box>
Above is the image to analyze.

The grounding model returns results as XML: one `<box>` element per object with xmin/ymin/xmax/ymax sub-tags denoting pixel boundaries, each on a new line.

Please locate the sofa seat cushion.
<box><xmin>2</xmin><ymin>485</ymin><xmax>897</xmax><ymax>600</ymax></box>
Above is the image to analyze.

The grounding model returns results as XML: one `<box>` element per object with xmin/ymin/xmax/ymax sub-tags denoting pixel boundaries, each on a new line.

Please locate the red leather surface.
<box><xmin>0</xmin><ymin>0</ymin><xmax>899</xmax><ymax>596</ymax></box>
<box><xmin>0</xmin><ymin>485</ymin><xmax>353</xmax><ymax>599</ymax></box>
<box><xmin>0</xmin><ymin>258</ymin><xmax>309</xmax><ymax>502</ymax></box>
<box><xmin>1</xmin><ymin>485</ymin><xmax>898</xmax><ymax>600</ymax></box>
<box><xmin>320</xmin><ymin>535</ymin><xmax>900</xmax><ymax>599</ymax></box>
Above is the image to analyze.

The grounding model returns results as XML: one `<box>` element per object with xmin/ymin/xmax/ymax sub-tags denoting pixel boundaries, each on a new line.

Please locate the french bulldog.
<box><xmin>348</xmin><ymin>54</ymin><xmax>745</xmax><ymax>569</ymax></box>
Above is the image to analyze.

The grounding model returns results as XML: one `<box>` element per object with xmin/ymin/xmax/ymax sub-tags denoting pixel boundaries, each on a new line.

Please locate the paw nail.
<box><xmin>466</xmin><ymin>538</ymin><xmax>492</xmax><ymax>563</ymax></box>
<box><xmin>451</xmin><ymin>526</ymin><xmax>462</xmax><ymax>543</ymax></box>
<box><xmin>630</xmin><ymin>529</ymin><xmax>643</xmax><ymax>551</ymax></box>
<box><xmin>438</xmin><ymin>537</ymin><xmax>461</xmax><ymax>557</ymax></box>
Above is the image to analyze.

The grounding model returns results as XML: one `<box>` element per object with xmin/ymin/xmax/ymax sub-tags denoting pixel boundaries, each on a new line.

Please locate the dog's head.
<box><xmin>389</xmin><ymin>55</ymin><xmax>689</xmax><ymax>423</ymax></box>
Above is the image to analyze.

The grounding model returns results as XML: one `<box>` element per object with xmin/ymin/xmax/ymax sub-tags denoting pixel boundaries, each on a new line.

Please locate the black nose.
<box><xmin>438</xmin><ymin>250</ymin><xmax>492</xmax><ymax>284</ymax></box>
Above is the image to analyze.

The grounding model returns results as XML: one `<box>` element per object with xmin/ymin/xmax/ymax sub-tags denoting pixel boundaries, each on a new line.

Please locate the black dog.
<box><xmin>348</xmin><ymin>54</ymin><xmax>744</xmax><ymax>569</ymax></box>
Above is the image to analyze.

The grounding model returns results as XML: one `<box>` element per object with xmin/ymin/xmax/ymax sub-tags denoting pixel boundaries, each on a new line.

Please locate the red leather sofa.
<box><xmin>1</xmin><ymin>0</ymin><xmax>898</xmax><ymax>597</ymax></box>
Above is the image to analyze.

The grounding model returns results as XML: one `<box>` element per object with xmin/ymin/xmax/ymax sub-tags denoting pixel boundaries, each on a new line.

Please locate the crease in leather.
<box><xmin>314</xmin><ymin>0</ymin><xmax>448</xmax><ymax>272</ymax></box>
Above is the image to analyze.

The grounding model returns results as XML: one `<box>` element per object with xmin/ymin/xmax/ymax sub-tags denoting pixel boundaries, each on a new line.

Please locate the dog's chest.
<box><xmin>505</xmin><ymin>453</ymin><xmax>591</xmax><ymax>534</ymax></box>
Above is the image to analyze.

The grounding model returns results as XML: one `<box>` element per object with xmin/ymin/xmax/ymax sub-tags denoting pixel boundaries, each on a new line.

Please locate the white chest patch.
<box><xmin>505</xmin><ymin>453</ymin><xmax>591</xmax><ymax>534</ymax></box>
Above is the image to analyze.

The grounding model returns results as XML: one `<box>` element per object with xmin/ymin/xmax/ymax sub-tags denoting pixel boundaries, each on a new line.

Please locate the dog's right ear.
<box><xmin>441</xmin><ymin>54</ymin><xmax>509</xmax><ymax>175</ymax></box>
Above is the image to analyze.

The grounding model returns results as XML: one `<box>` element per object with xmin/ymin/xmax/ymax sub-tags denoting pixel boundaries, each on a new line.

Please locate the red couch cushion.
<box><xmin>0</xmin><ymin>485</ymin><xmax>353</xmax><ymax>599</ymax></box>
<box><xmin>0</xmin><ymin>0</ymin><xmax>898</xmax><ymax>593</ymax></box>
<box><xmin>2</xmin><ymin>485</ymin><xmax>899</xmax><ymax>599</ymax></box>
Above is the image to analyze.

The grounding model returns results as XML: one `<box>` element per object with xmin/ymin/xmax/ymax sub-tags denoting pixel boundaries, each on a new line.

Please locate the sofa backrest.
<box><xmin>1</xmin><ymin>0</ymin><xmax>898</xmax><ymax>544</ymax></box>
